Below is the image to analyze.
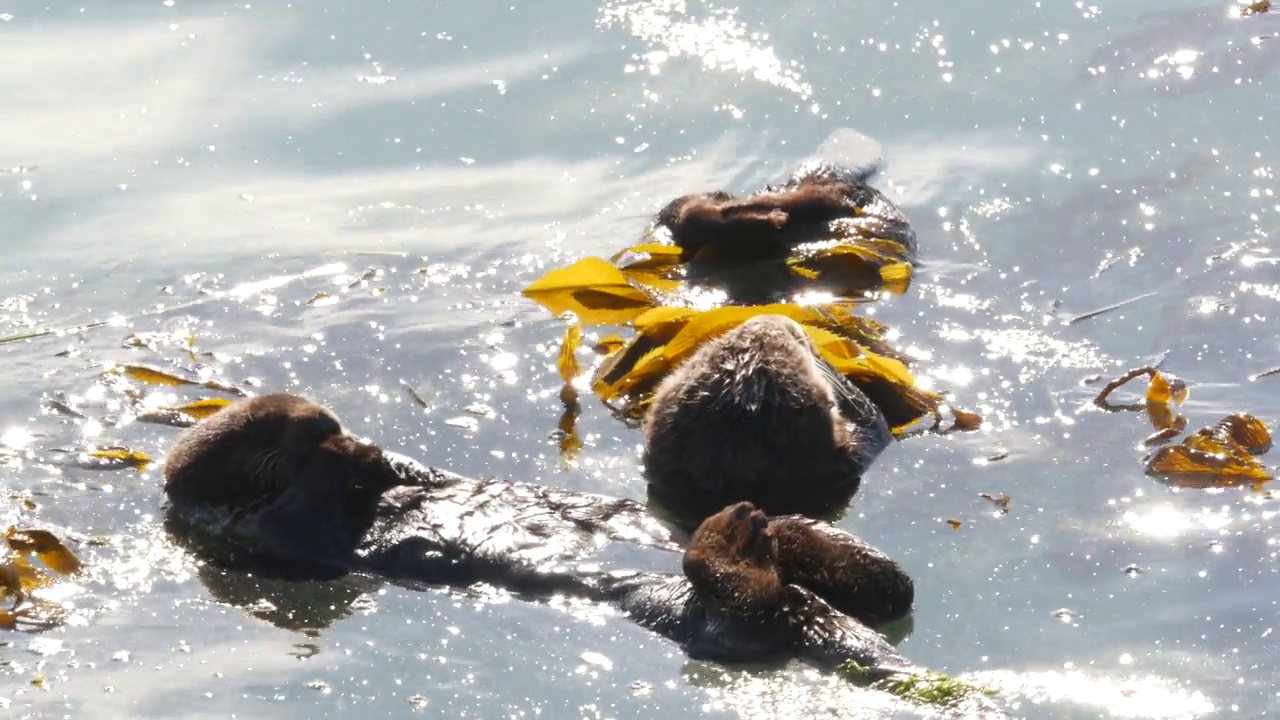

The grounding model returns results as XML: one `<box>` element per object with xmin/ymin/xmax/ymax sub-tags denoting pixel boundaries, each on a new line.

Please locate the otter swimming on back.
<box><xmin>162</xmin><ymin>393</ymin><xmax>915</xmax><ymax>675</ymax></box>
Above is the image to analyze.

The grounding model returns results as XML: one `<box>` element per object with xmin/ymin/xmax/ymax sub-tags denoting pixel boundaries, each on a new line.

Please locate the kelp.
<box><xmin>136</xmin><ymin>397</ymin><xmax>235</xmax><ymax>428</ymax></box>
<box><xmin>1093</xmin><ymin>366</ymin><xmax>1191</xmax><ymax>446</ymax></box>
<box><xmin>51</xmin><ymin>446</ymin><xmax>154</xmax><ymax>472</ymax></box>
<box><xmin>524</xmin><ymin>237</ymin><xmax>913</xmax><ymax>324</ymax></box>
<box><xmin>585</xmin><ymin>303</ymin><xmax>967</xmax><ymax>433</ymax></box>
<box><xmin>522</xmin><ymin>257</ymin><xmax>664</xmax><ymax>326</ymax></box>
<box><xmin>521</xmin><ymin>172</ymin><xmax>983</xmax><ymax>454</ymax></box>
<box><xmin>980</xmin><ymin>493</ymin><xmax>1012</xmax><ymax>514</ymax></box>
<box><xmin>106</xmin><ymin>363</ymin><xmax>248</xmax><ymax>397</ymax></box>
<box><xmin>1145</xmin><ymin>413</ymin><xmax>1273</xmax><ymax>487</ymax></box>
<box><xmin>0</xmin><ymin>526</ymin><xmax>82</xmax><ymax>631</ymax></box>
<box><xmin>1095</xmin><ymin>367</ymin><xmax>1275</xmax><ymax>487</ymax></box>
<box><xmin>786</xmin><ymin>241</ymin><xmax>914</xmax><ymax>296</ymax></box>
<box><xmin>1238</xmin><ymin>0</ymin><xmax>1271</xmax><ymax>17</ymax></box>
<box><xmin>554</xmin><ymin>323</ymin><xmax>585</xmax><ymax>463</ymax></box>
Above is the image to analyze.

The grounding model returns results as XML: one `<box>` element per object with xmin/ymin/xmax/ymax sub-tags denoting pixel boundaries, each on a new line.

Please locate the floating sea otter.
<box><xmin>643</xmin><ymin>313</ymin><xmax>893</xmax><ymax>525</ymax></box>
<box><xmin>655</xmin><ymin>159</ymin><xmax>917</xmax><ymax>264</ymax></box>
<box><xmin>635</xmin><ymin>156</ymin><xmax>928</xmax><ymax>521</ymax></box>
<box><xmin>162</xmin><ymin>393</ymin><xmax>915</xmax><ymax>674</ymax></box>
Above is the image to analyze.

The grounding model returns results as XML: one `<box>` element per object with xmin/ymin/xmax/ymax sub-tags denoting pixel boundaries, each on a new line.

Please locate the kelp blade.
<box><xmin>522</xmin><ymin>257</ymin><xmax>657</xmax><ymax>325</ymax></box>
<box><xmin>788</xmin><ymin>243</ymin><xmax>914</xmax><ymax>296</ymax></box>
<box><xmin>170</xmin><ymin>398</ymin><xmax>233</xmax><ymax>420</ymax></box>
<box><xmin>610</xmin><ymin>243</ymin><xmax>686</xmax><ymax>273</ymax></box>
<box><xmin>5</xmin><ymin>529</ymin><xmax>82</xmax><ymax>576</ymax></box>
<box><xmin>1146</xmin><ymin>371</ymin><xmax>1188</xmax><ymax>406</ymax></box>
<box><xmin>1205</xmin><ymin>413</ymin><xmax>1272</xmax><ymax>455</ymax></box>
<box><xmin>112</xmin><ymin>364</ymin><xmax>198</xmax><ymax>387</ymax></box>
<box><xmin>1145</xmin><ymin>439</ymin><xmax>1272</xmax><ymax>486</ymax></box>
<box><xmin>590</xmin><ymin>304</ymin><xmax>951</xmax><ymax>430</ymax></box>
<box><xmin>557</xmin><ymin>324</ymin><xmax>583</xmax><ymax>384</ymax></box>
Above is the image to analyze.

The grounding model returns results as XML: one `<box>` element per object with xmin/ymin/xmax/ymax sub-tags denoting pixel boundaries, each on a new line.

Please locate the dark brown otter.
<box><xmin>643</xmin><ymin>314</ymin><xmax>892</xmax><ymax>525</ymax></box>
<box><xmin>611</xmin><ymin>501</ymin><xmax>913</xmax><ymax>672</ymax></box>
<box><xmin>655</xmin><ymin>160</ymin><xmax>917</xmax><ymax>263</ymax></box>
<box><xmin>162</xmin><ymin>393</ymin><xmax>914</xmax><ymax>676</ymax></box>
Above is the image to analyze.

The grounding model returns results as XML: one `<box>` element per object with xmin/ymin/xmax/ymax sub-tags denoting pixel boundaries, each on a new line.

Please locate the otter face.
<box><xmin>164</xmin><ymin>393</ymin><xmax>389</xmax><ymax>512</ymax></box>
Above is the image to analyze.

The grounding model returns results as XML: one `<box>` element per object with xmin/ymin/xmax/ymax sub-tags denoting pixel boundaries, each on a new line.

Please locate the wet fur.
<box><xmin>162</xmin><ymin>394</ymin><xmax>913</xmax><ymax>676</ymax></box>
<box><xmin>656</xmin><ymin>160</ymin><xmax>915</xmax><ymax>261</ymax></box>
<box><xmin>616</xmin><ymin>502</ymin><xmax>912</xmax><ymax>674</ymax></box>
<box><xmin>643</xmin><ymin>314</ymin><xmax>891</xmax><ymax>524</ymax></box>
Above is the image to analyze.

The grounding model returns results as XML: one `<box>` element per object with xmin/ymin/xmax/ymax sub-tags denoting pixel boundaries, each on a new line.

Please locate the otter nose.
<box><xmin>319</xmin><ymin>434</ymin><xmax>383</xmax><ymax>462</ymax></box>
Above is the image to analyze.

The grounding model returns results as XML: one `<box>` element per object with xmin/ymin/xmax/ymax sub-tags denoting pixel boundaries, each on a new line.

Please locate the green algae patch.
<box><xmin>836</xmin><ymin>661</ymin><xmax>994</xmax><ymax>708</ymax></box>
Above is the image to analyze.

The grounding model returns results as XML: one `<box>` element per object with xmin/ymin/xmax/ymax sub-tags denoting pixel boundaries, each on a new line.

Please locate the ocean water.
<box><xmin>1</xmin><ymin>0</ymin><xmax>1278</xmax><ymax>717</ymax></box>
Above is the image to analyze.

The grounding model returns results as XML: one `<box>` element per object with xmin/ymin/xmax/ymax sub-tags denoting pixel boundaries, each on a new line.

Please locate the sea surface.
<box><xmin>2</xmin><ymin>0</ymin><xmax>1279</xmax><ymax>717</ymax></box>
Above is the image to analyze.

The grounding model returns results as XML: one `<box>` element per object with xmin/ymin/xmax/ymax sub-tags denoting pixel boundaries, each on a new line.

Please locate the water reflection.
<box><xmin>1081</xmin><ymin>5</ymin><xmax>1280</xmax><ymax>96</ymax></box>
<box><xmin>599</xmin><ymin>0</ymin><xmax>814</xmax><ymax>98</ymax></box>
<box><xmin>2</xmin><ymin>0</ymin><xmax>1279</xmax><ymax>717</ymax></box>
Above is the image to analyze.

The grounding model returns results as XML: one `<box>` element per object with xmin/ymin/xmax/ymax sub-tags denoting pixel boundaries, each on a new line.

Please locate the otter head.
<box><xmin>654</xmin><ymin>191</ymin><xmax>734</xmax><ymax>257</ymax></box>
<box><xmin>163</xmin><ymin>393</ymin><xmax>393</xmax><ymax>513</ymax></box>
<box><xmin>644</xmin><ymin>315</ymin><xmax>891</xmax><ymax>524</ymax></box>
<box><xmin>682</xmin><ymin>502</ymin><xmax>785</xmax><ymax>618</ymax></box>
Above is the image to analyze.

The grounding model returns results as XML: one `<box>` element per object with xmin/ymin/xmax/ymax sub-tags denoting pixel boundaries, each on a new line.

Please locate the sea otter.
<box><xmin>643</xmin><ymin>314</ymin><xmax>892</xmax><ymax>525</ymax></box>
<box><xmin>655</xmin><ymin>160</ymin><xmax>917</xmax><ymax>263</ymax></box>
<box><xmin>162</xmin><ymin>393</ymin><xmax>914</xmax><ymax>674</ymax></box>
<box><xmin>609</xmin><ymin>501</ymin><xmax>912</xmax><ymax>670</ymax></box>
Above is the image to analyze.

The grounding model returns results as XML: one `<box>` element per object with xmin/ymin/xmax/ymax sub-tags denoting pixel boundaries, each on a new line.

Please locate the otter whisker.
<box><xmin>247</xmin><ymin>448</ymin><xmax>284</xmax><ymax>498</ymax></box>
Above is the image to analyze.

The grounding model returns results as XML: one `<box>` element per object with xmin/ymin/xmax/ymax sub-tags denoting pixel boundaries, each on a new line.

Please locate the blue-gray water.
<box><xmin>2</xmin><ymin>0</ymin><xmax>1278</xmax><ymax>717</ymax></box>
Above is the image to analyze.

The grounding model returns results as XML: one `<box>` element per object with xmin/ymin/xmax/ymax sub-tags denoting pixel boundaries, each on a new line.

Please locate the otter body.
<box><xmin>595</xmin><ymin>502</ymin><xmax>915</xmax><ymax>675</ymax></box>
<box><xmin>656</xmin><ymin>160</ymin><xmax>917</xmax><ymax>262</ymax></box>
<box><xmin>163</xmin><ymin>394</ymin><xmax>913</xmax><ymax>676</ymax></box>
<box><xmin>643</xmin><ymin>314</ymin><xmax>892</xmax><ymax>523</ymax></box>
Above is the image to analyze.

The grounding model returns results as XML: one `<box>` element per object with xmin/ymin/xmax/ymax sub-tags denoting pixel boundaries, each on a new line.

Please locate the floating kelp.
<box><xmin>523</xmin><ymin>168</ymin><xmax>921</xmax><ymax>322</ymax></box>
<box><xmin>1093</xmin><ymin>366</ymin><xmax>1190</xmax><ymax>446</ymax></box>
<box><xmin>1093</xmin><ymin>365</ymin><xmax>1189</xmax><ymax>410</ymax></box>
<box><xmin>786</xmin><ymin>239</ymin><xmax>914</xmax><ymax>297</ymax></box>
<box><xmin>1253</xmin><ymin>365</ymin><xmax>1280</xmax><ymax>380</ymax></box>
<box><xmin>523</xmin><ymin>234</ymin><xmax>914</xmax><ymax>321</ymax></box>
<box><xmin>980</xmin><ymin>493</ymin><xmax>1012</xmax><ymax>514</ymax></box>
<box><xmin>135</xmin><ymin>397</ymin><xmax>235</xmax><ymax>428</ymax></box>
<box><xmin>106</xmin><ymin>363</ymin><xmax>249</xmax><ymax>397</ymax></box>
<box><xmin>0</xmin><ymin>526</ymin><xmax>82</xmax><ymax>631</ymax></box>
<box><xmin>1238</xmin><ymin>0</ymin><xmax>1271</xmax><ymax>17</ymax></box>
<box><xmin>522</xmin><ymin>158</ymin><xmax>981</xmax><ymax>452</ymax></box>
<box><xmin>554</xmin><ymin>322</ymin><xmax>585</xmax><ymax>463</ymax></box>
<box><xmin>1145</xmin><ymin>413</ymin><xmax>1274</xmax><ymax>488</ymax></box>
<box><xmin>585</xmin><ymin>303</ymin><xmax>966</xmax><ymax>433</ymax></box>
<box><xmin>523</xmin><ymin>256</ymin><xmax>666</xmax><ymax>326</ymax></box>
<box><xmin>51</xmin><ymin>445</ymin><xmax>154</xmax><ymax>472</ymax></box>
<box><xmin>1094</xmin><ymin>367</ymin><xmax>1275</xmax><ymax>487</ymax></box>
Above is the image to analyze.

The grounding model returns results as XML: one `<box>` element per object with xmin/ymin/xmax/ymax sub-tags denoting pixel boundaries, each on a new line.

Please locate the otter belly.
<box><xmin>601</xmin><ymin>573</ymin><xmax>915</xmax><ymax>678</ymax></box>
<box><xmin>355</xmin><ymin>452</ymin><xmax>685</xmax><ymax>598</ymax></box>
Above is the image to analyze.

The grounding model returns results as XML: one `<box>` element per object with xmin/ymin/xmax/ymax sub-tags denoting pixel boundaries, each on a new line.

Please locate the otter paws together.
<box><xmin>162</xmin><ymin>394</ymin><xmax>915</xmax><ymax>678</ymax></box>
